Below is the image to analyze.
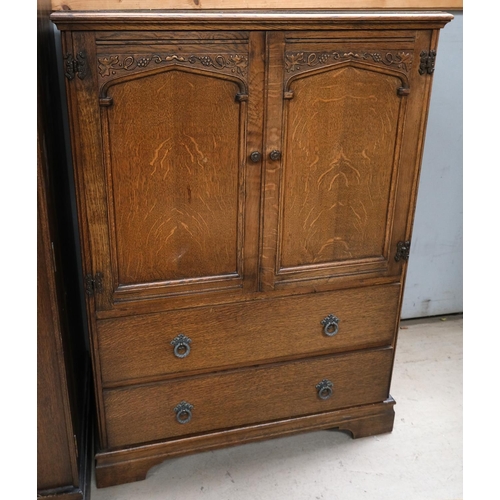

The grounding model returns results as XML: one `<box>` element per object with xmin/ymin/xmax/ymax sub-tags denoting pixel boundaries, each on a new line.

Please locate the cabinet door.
<box><xmin>67</xmin><ymin>32</ymin><xmax>263</xmax><ymax>312</ymax></box>
<box><xmin>261</xmin><ymin>31</ymin><xmax>432</xmax><ymax>291</ymax></box>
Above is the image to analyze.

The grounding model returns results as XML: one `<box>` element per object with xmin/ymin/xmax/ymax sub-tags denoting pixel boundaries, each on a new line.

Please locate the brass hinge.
<box><xmin>64</xmin><ymin>50</ymin><xmax>88</xmax><ymax>80</ymax></box>
<box><xmin>418</xmin><ymin>50</ymin><xmax>436</xmax><ymax>75</ymax></box>
<box><xmin>395</xmin><ymin>241</ymin><xmax>411</xmax><ymax>262</ymax></box>
<box><xmin>84</xmin><ymin>272</ymin><xmax>103</xmax><ymax>296</ymax></box>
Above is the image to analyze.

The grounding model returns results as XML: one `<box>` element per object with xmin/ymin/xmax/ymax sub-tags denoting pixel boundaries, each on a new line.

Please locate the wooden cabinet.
<box><xmin>38</xmin><ymin>1</ymin><xmax>92</xmax><ymax>497</ymax></box>
<box><xmin>38</xmin><ymin>131</ymin><xmax>91</xmax><ymax>500</ymax></box>
<box><xmin>51</xmin><ymin>9</ymin><xmax>452</xmax><ymax>488</ymax></box>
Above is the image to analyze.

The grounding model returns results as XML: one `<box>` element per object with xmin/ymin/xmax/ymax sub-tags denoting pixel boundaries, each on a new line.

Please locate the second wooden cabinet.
<box><xmin>52</xmin><ymin>9</ymin><xmax>452</xmax><ymax>488</ymax></box>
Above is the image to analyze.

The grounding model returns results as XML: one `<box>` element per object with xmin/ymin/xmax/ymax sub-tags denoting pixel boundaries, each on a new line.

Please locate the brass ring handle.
<box><xmin>174</xmin><ymin>401</ymin><xmax>193</xmax><ymax>424</ymax></box>
<box><xmin>321</xmin><ymin>314</ymin><xmax>340</xmax><ymax>337</ymax></box>
<box><xmin>250</xmin><ymin>151</ymin><xmax>262</xmax><ymax>162</ymax></box>
<box><xmin>316</xmin><ymin>379</ymin><xmax>333</xmax><ymax>400</ymax></box>
<box><xmin>269</xmin><ymin>150</ymin><xmax>281</xmax><ymax>161</ymax></box>
<box><xmin>170</xmin><ymin>334</ymin><xmax>191</xmax><ymax>359</ymax></box>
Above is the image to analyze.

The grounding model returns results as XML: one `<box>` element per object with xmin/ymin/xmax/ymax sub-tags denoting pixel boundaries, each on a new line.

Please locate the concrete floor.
<box><xmin>91</xmin><ymin>315</ymin><xmax>463</xmax><ymax>500</ymax></box>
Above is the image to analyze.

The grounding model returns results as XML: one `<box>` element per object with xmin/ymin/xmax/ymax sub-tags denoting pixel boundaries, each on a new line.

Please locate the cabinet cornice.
<box><xmin>51</xmin><ymin>10</ymin><xmax>454</xmax><ymax>31</ymax></box>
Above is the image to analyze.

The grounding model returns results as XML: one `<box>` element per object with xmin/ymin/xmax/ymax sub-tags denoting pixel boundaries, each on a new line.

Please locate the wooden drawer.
<box><xmin>104</xmin><ymin>348</ymin><xmax>393</xmax><ymax>448</ymax></box>
<box><xmin>97</xmin><ymin>284</ymin><xmax>400</xmax><ymax>385</ymax></box>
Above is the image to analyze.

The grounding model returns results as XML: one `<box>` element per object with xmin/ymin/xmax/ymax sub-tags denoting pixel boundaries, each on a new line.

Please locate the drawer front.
<box><xmin>104</xmin><ymin>348</ymin><xmax>393</xmax><ymax>448</ymax></box>
<box><xmin>97</xmin><ymin>284</ymin><xmax>400</xmax><ymax>385</ymax></box>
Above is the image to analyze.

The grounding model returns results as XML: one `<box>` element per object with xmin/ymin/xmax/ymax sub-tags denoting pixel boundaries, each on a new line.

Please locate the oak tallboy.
<box><xmin>51</xmin><ymin>9</ymin><xmax>452</xmax><ymax>488</ymax></box>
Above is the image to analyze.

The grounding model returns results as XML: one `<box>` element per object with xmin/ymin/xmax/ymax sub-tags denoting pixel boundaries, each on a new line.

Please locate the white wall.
<box><xmin>401</xmin><ymin>12</ymin><xmax>463</xmax><ymax>319</ymax></box>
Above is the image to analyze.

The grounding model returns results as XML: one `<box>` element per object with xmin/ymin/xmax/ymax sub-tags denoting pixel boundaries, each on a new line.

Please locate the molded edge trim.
<box><xmin>51</xmin><ymin>10</ymin><xmax>454</xmax><ymax>30</ymax></box>
<box><xmin>95</xmin><ymin>397</ymin><xmax>396</xmax><ymax>487</ymax></box>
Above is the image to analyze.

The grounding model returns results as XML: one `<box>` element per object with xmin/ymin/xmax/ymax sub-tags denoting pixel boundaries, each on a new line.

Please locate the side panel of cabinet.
<box><xmin>67</xmin><ymin>32</ymin><xmax>264</xmax><ymax>312</ymax></box>
<box><xmin>261</xmin><ymin>30</ymin><xmax>434</xmax><ymax>291</ymax></box>
<box><xmin>38</xmin><ymin>144</ymin><xmax>79</xmax><ymax>492</ymax></box>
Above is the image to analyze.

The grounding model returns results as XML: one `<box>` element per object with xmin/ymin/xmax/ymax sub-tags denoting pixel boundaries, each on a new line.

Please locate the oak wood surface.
<box><xmin>97</xmin><ymin>283</ymin><xmax>400</xmax><ymax>386</ymax></box>
<box><xmin>103</xmin><ymin>348</ymin><xmax>393</xmax><ymax>448</ymax></box>
<box><xmin>259</xmin><ymin>28</ymin><xmax>426</xmax><ymax>290</ymax></box>
<box><xmin>106</xmin><ymin>72</ymin><xmax>241</xmax><ymax>284</ymax></box>
<box><xmin>95</xmin><ymin>397</ymin><xmax>395</xmax><ymax>487</ymax></box>
<box><xmin>38</xmin><ymin>1</ymin><xmax>92</xmax><ymax>497</ymax></box>
<box><xmin>51</xmin><ymin>10</ymin><xmax>454</xmax><ymax>31</ymax></box>
<box><xmin>38</xmin><ymin>132</ymin><xmax>79</xmax><ymax>494</ymax></box>
<box><xmin>67</xmin><ymin>31</ymin><xmax>268</xmax><ymax>309</ymax></box>
<box><xmin>51</xmin><ymin>1</ymin><xmax>462</xmax><ymax>11</ymax></box>
<box><xmin>281</xmin><ymin>69</ymin><xmax>401</xmax><ymax>267</ymax></box>
<box><xmin>55</xmin><ymin>21</ymin><xmax>438</xmax><ymax>310</ymax></box>
<box><xmin>54</xmin><ymin>10</ymin><xmax>452</xmax><ymax>488</ymax></box>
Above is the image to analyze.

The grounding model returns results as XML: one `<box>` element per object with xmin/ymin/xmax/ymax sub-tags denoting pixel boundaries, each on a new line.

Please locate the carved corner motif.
<box><xmin>284</xmin><ymin>50</ymin><xmax>413</xmax><ymax>74</ymax></box>
<box><xmin>97</xmin><ymin>53</ymin><xmax>249</xmax><ymax>79</ymax></box>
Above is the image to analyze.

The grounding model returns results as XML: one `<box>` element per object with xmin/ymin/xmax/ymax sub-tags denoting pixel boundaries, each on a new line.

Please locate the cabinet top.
<box><xmin>51</xmin><ymin>9</ymin><xmax>454</xmax><ymax>30</ymax></box>
<box><xmin>51</xmin><ymin>1</ymin><xmax>463</xmax><ymax>10</ymax></box>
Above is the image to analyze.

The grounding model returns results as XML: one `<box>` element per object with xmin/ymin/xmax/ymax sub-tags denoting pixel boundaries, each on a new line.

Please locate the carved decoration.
<box><xmin>285</xmin><ymin>50</ymin><xmax>413</xmax><ymax>74</ymax></box>
<box><xmin>97</xmin><ymin>53</ymin><xmax>248</xmax><ymax>78</ymax></box>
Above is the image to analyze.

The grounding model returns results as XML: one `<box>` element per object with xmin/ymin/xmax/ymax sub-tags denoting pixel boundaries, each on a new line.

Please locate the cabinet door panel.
<box><xmin>70</xmin><ymin>32</ymin><xmax>263</xmax><ymax>311</ymax></box>
<box><xmin>106</xmin><ymin>71</ymin><xmax>240</xmax><ymax>285</ymax></box>
<box><xmin>281</xmin><ymin>66</ymin><xmax>401</xmax><ymax>269</ymax></box>
<box><xmin>261</xmin><ymin>33</ymin><xmax>423</xmax><ymax>291</ymax></box>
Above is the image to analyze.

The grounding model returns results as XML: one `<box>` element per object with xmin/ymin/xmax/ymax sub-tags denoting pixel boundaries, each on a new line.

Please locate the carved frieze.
<box><xmin>97</xmin><ymin>53</ymin><xmax>248</xmax><ymax>79</ymax></box>
<box><xmin>285</xmin><ymin>50</ymin><xmax>413</xmax><ymax>74</ymax></box>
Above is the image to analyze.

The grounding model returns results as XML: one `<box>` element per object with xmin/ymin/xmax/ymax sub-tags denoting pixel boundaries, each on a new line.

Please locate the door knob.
<box><xmin>269</xmin><ymin>150</ymin><xmax>281</xmax><ymax>161</ymax></box>
<box><xmin>250</xmin><ymin>151</ymin><xmax>262</xmax><ymax>162</ymax></box>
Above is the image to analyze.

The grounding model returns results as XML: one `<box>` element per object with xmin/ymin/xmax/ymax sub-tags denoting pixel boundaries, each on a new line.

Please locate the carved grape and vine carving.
<box><xmin>97</xmin><ymin>53</ymin><xmax>248</xmax><ymax>78</ymax></box>
<box><xmin>285</xmin><ymin>50</ymin><xmax>413</xmax><ymax>74</ymax></box>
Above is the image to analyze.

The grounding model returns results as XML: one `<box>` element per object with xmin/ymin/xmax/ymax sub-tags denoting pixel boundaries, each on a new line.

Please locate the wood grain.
<box><xmin>55</xmin><ymin>11</ymin><xmax>452</xmax><ymax>489</ymax></box>
<box><xmin>261</xmin><ymin>30</ymin><xmax>419</xmax><ymax>291</ymax></box>
<box><xmin>280</xmin><ymin>66</ymin><xmax>402</xmax><ymax>268</ymax></box>
<box><xmin>103</xmin><ymin>348</ymin><xmax>393</xmax><ymax>448</ymax></box>
<box><xmin>95</xmin><ymin>397</ymin><xmax>395</xmax><ymax>487</ymax></box>
<box><xmin>105</xmin><ymin>71</ymin><xmax>241</xmax><ymax>284</ymax></box>
<box><xmin>97</xmin><ymin>283</ymin><xmax>400</xmax><ymax>385</ymax></box>
<box><xmin>51</xmin><ymin>1</ymin><xmax>462</xmax><ymax>11</ymax></box>
<box><xmin>51</xmin><ymin>11</ymin><xmax>454</xmax><ymax>32</ymax></box>
<box><xmin>38</xmin><ymin>133</ymin><xmax>78</xmax><ymax>493</ymax></box>
<box><xmin>37</xmin><ymin>1</ymin><xmax>91</xmax><ymax>496</ymax></box>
